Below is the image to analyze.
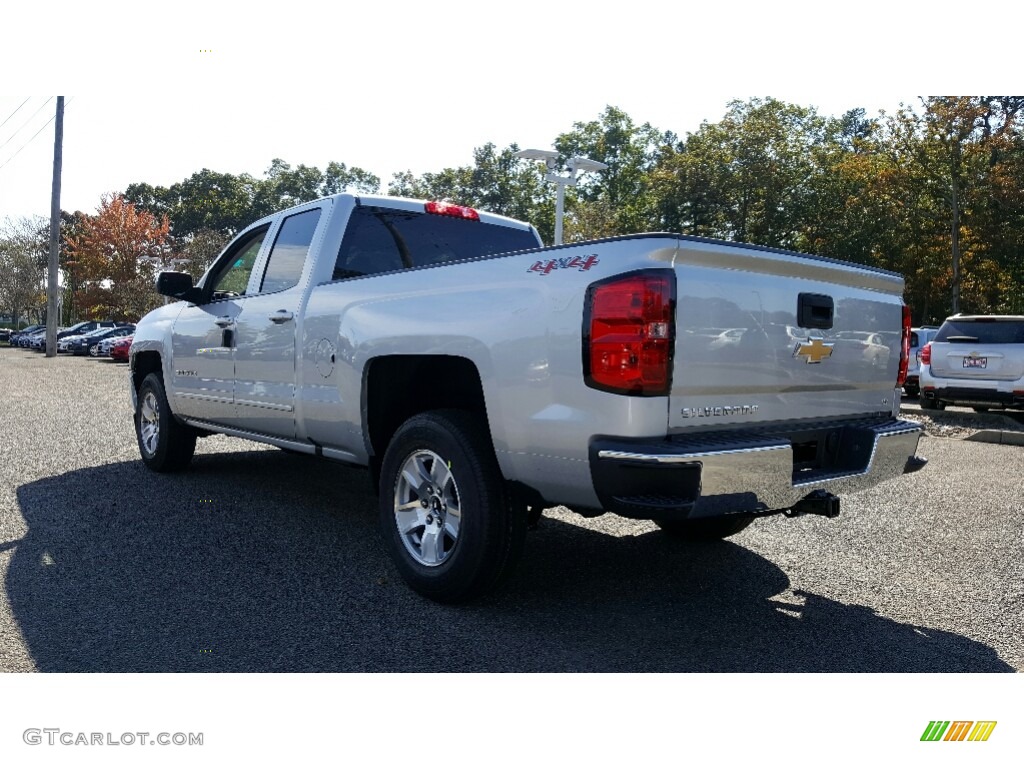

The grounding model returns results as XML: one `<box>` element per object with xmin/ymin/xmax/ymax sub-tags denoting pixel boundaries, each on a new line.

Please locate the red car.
<box><xmin>109</xmin><ymin>335</ymin><xmax>133</xmax><ymax>362</ymax></box>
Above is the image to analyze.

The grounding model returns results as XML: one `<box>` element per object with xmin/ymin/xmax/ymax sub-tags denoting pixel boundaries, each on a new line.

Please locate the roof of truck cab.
<box><xmin>352</xmin><ymin>194</ymin><xmax>535</xmax><ymax>231</ymax></box>
<box><xmin>265</xmin><ymin>193</ymin><xmax>534</xmax><ymax>232</ymax></box>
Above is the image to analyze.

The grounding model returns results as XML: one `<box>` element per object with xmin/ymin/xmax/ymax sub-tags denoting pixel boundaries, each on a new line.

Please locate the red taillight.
<box><xmin>920</xmin><ymin>341</ymin><xmax>932</xmax><ymax>366</ymax></box>
<box><xmin>425</xmin><ymin>201</ymin><xmax>480</xmax><ymax>221</ymax></box>
<box><xmin>896</xmin><ymin>305</ymin><xmax>912</xmax><ymax>387</ymax></box>
<box><xmin>584</xmin><ymin>271</ymin><xmax>675</xmax><ymax>396</ymax></box>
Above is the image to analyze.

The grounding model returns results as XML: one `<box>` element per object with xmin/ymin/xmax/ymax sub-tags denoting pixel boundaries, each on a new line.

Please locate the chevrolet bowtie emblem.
<box><xmin>794</xmin><ymin>337</ymin><xmax>834</xmax><ymax>364</ymax></box>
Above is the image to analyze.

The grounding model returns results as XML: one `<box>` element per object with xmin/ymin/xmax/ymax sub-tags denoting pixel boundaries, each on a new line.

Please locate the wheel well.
<box><xmin>132</xmin><ymin>350</ymin><xmax>163</xmax><ymax>395</ymax></box>
<box><xmin>364</xmin><ymin>355</ymin><xmax>490</xmax><ymax>465</ymax></box>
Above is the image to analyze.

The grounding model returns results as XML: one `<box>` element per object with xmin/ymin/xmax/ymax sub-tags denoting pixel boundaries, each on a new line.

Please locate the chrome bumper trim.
<box><xmin>598</xmin><ymin>419</ymin><xmax>923</xmax><ymax>517</ymax></box>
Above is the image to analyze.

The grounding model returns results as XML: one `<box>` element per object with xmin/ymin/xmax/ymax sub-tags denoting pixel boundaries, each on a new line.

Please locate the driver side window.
<box><xmin>209</xmin><ymin>227</ymin><xmax>269</xmax><ymax>299</ymax></box>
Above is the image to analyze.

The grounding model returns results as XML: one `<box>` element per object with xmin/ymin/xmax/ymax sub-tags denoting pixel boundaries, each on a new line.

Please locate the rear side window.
<box><xmin>934</xmin><ymin>319</ymin><xmax>1024</xmax><ymax>344</ymax></box>
<box><xmin>261</xmin><ymin>208</ymin><xmax>321</xmax><ymax>293</ymax></box>
<box><xmin>333</xmin><ymin>206</ymin><xmax>538</xmax><ymax>280</ymax></box>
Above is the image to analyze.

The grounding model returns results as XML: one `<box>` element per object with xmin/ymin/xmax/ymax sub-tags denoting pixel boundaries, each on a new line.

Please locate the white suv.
<box><xmin>919</xmin><ymin>315</ymin><xmax>1024</xmax><ymax>412</ymax></box>
<box><xmin>903</xmin><ymin>326</ymin><xmax>940</xmax><ymax>397</ymax></box>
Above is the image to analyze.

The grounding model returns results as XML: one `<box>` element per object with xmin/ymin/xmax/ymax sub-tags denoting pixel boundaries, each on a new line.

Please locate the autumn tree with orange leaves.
<box><xmin>66</xmin><ymin>194</ymin><xmax>172</xmax><ymax>321</ymax></box>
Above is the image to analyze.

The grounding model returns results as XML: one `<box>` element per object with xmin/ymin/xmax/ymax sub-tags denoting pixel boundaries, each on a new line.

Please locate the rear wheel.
<box><xmin>920</xmin><ymin>396</ymin><xmax>945</xmax><ymax>411</ymax></box>
<box><xmin>656</xmin><ymin>514</ymin><xmax>755</xmax><ymax>541</ymax></box>
<box><xmin>135</xmin><ymin>373</ymin><xmax>197</xmax><ymax>472</ymax></box>
<box><xmin>378</xmin><ymin>409</ymin><xmax>525</xmax><ymax>603</ymax></box>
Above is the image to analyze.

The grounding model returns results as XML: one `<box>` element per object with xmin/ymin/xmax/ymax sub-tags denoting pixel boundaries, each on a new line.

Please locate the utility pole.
<box><xmin>45</xmin><ymin>96</ymin><xmax>64</xmax><ymax>357</ymax></box>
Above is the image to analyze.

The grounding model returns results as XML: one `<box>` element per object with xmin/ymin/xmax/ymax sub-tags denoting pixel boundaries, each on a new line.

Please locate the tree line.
<box><xmin>2</xmin><ymin>96</ymin><xmax>1020</xmax><ymax>327</ymax></box>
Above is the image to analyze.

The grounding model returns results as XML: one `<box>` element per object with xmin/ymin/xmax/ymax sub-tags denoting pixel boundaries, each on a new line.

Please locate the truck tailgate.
<box><xmin>665</xmin><ymin>238</ymin><xmax>905</xmax><ymax>431</ymax></box>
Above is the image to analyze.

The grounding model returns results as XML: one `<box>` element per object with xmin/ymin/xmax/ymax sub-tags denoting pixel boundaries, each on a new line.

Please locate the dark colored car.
<box><xmin>8</xmin><ymin>325</ymin><xmax>44</xmax><ymax>346</ymax></box>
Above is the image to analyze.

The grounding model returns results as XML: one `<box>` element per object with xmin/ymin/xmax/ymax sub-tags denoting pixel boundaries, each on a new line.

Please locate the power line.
<box><xmin>0</xmin><ymin>96</ymin><xmax>54</xmax><ymax>152</ymax></box>
<box><xmin>0</xmin><ymin>98</ymin><xmax>73</xmax><ymax>173</ymax></box>
<box><xmin>0</xmin><ymin>97</ymin><xmax>31</xmax><ymax>132</ymax></box>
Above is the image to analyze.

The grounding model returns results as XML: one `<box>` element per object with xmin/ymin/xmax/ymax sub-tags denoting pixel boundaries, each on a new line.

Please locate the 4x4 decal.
<box><xmin>527</xmin><ymin>255</ymin><xmax>599</xmax><ymax>275</ymax></box>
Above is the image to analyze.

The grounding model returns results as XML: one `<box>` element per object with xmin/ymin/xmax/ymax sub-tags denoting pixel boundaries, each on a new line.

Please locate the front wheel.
<box><xmin>135</xmin><ymin>373</ymin><xmax>197</xmax><ymax>472</ymax></box>
<box><xmin>378</xmin><ymin>410</ymin><xmax>525</xmax><ymax>603</ymax></box>
<box><xmin>655</xmin><ymin>514</ymin><xmax>755</xmax><ymax>541</ymax></box>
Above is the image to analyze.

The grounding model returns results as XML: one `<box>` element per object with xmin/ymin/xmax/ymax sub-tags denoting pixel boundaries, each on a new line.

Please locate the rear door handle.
<box><xmin>268</xmin><ymin>310</ymin><xmax>294</xmax><ymax>324</ymax></box>
<box><xmin>214</xmin><ymin>315</ymin><xmax>235</xmax><ymax>328</ymax></box>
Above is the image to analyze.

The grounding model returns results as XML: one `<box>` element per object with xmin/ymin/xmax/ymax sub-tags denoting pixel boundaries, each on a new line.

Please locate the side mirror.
<box><xmin>155</xmin><ymin>271</ymin><xmax>203</xmax><ymax>303</ymax></box>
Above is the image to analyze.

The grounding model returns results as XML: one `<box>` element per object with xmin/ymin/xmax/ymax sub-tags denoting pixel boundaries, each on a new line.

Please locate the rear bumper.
<box><xmin>590</xmin><ymin>417</ymin><xmax>923</xmax><ymax>520</ymax></box>
<box><xmin>922</xmin><ymin>385</ymin><xmax>1024</xmax><ymax>409</ymax></box>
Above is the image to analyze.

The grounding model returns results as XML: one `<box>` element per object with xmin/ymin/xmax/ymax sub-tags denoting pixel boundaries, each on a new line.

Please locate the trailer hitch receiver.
<box><xmin>785</xmin><ymin>489</ymin><xmax>840</xmax><ymax>519</ymax></box>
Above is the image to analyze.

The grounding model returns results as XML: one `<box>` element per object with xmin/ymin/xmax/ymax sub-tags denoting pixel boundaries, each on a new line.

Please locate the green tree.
<box><xmin>322</xmin><ymin>161</ymin><xmax>380</xmax><ymax>195</ymax></box>
<box><xmin>649</xmin><ymin>98</ymin><xmax>829</xmax><ymax>249</ymax></box>
<box><xmin>389</xmin><ymin>143</ymin><xmax>553</xmax><ymax>241</ymax></box>
<box><xmin>124</xmin><ymin>160</ymin><xmax>381</xmax><ymax>241</ymax></box>
<box><xmin>554</xmin><ymin>105</ymin><xmax>675</xmax><ymax>236</ymax></box>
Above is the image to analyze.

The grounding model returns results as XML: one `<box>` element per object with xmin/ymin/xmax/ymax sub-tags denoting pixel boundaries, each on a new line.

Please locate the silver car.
<box><xmin>919</xmin><ymin>315</ymin><xmax>1024</xmax><ymax>411</ymax></box>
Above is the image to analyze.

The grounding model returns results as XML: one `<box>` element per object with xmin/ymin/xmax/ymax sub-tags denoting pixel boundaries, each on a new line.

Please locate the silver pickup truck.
<box><xmin>130</xmin><ymin>193</ymin><xmax>926</xmax><ymax>601</ymax></box>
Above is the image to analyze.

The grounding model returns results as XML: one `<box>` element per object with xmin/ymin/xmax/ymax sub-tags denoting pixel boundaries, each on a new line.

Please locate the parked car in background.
<box><xmin>7</xmin><ymin>325</ymin><xmax>44</xmax><ymax>346</ymax></box>
<box><xmin>67</xmin><ymin>327</ymin><xmax>115</xmax><ymax>356</ymax></box>
<box><xmin>22</xmin><ymin>330</ymin><xmax>47</xmax><ymax>349</ymax></box>
<box><xmin>109</xmin><ymin>335</ymin><xmax>133</xmax><ymax>362</ymax></box>
<box><xmin>28</xmin><ymin>331</ymin><xmax>50</xmax><ymax>350</ymax></box>
<box><xmin>920</xmin><ymin>315</ymin><xmax>1024</xmax><ymax>411</ymax></box>
<box><xmin>93</xmin><ymin>327</ymin><xmax>136</xmax><ymax>357</ymax></box>
<box><xmin>12</xmin><ymin>321</ymin><xmax>124</xmax><ymax>351</ymax></box>
<box><xmin>74</xmin><ymin>325</ymin><xmax>134</xmax><ymax>356</ymax></box>
<box><xmin>61</xmin><ymin>320</ymin><xmax>121</xmax><ymax>340</ymax></box>
<box><xmin>903</xmin><ymin>326</ymin><xmax>940</xmax><ymax>397</ymax></box>
<box><xmin>0</xmin><ymin>329</ymin><xmax>11</xmax><ymax>343</ymax></box>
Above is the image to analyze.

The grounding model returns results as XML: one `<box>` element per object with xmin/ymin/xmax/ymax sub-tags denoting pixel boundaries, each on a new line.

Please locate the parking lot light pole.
<box><xmin>513</xmin><ymin>149</ymin><xmax>608</xmax><ymax>245</ymax></box>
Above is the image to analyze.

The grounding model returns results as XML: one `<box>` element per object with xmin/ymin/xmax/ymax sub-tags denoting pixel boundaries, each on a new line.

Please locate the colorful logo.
<box><xmin>527</xmin><ymin>255</ymin><xmax>599</xmax><ymax>276</ymax></box>
<box><xmin>920</xmin><ymin>721</ymin><xmax>997</xmax><ymax>742</ymax></box>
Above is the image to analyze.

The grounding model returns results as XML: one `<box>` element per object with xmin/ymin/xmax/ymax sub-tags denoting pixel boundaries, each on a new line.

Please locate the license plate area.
<box><xmin>963</xmin><ymin>357</ymin><xmax>988</xmax><ymax>369</ymax></box>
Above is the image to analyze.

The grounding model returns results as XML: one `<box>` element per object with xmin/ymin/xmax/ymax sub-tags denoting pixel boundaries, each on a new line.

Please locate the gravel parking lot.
<box><xmin>0</xmin><ymin>346</ymin><xmax>1021</xmax><ymax>672</ymax></box>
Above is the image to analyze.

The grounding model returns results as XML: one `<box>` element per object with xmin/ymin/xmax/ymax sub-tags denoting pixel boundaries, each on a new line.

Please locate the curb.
<box><xmin>965</xmin><ymin>429</ymin><xmax>1024</xmax><ymax>446</ymax></box>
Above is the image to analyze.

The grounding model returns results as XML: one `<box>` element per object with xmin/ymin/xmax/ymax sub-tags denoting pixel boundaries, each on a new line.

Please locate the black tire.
<box><xmin>135</xmin><ymin>372</ymin><xmax>197</xmax><ymax>472</ymax></box>
<box><xmin>920</xmin><ymin>396</ymin><xmax>944</xmax><ymax>411</ymax></box>
<box><xmin>903</xmin><ymin>385</ymin><xmax>919</xmax><ymax>398</ymax></box>
<box><xmin>655</xmin><ymin>514</ymin><xmax>755</xmax><ymax>541</ymax></box>
<box><xmin>378</xmin><ymin>409</ymin><xmax>525</xmax><ymax>603</ymax></box>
